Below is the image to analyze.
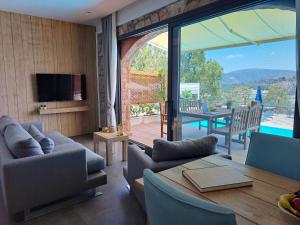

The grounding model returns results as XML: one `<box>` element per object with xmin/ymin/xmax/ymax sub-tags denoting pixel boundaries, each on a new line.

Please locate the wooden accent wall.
<box><xmin>0</xmin><ymin>11</ymin><xmax>97</xmax><ymax>137</ymax></box>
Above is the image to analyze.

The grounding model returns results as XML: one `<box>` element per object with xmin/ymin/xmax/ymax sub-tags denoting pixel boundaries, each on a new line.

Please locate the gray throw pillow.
<box><xmin>152</xmin><ymin>136</ymin><xmax>218</xmax><ymax>162</ymax></box>
<box><xmin>0</xmin><ymin>115</ymin><xmax>18</xmax><ymax>134</ymax></box>
<box><xmin>4</xmin><ymin>124</ymin><xmax>44</xmax><ymax>158</ymax></box>
<box><xmin>28</xmin><ymin>125</ymin><xmax>54</xmax><ymax>154</ymax></box>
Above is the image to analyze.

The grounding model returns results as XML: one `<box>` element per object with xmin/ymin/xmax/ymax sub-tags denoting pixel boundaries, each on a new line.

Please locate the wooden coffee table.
<box><xmin>93</xmin><ymin>132</ymin><xmax>128</xmax><ymax>166</ymax></box>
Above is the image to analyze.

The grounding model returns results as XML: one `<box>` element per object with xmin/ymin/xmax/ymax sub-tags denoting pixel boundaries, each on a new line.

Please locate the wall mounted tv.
<box><xmin>36</xmin><ymin>73</ymin><xmax>87</xmax><ymax>102</ymax></box>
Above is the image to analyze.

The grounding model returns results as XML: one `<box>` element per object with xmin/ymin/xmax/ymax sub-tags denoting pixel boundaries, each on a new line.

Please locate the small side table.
<box><xmin>93</xmin><ymin>132</ymin><xmax>129</xmax><ymax>166</ymax></box>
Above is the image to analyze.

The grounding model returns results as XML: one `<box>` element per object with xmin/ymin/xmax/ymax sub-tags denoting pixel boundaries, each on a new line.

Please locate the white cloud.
<box><xmin>225</xmin><ymin>54</ymin><xmax>244</xmax><ymax>60</ymax></box>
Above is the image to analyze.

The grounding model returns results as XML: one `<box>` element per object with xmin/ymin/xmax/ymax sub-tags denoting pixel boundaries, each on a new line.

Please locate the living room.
<box><xmin>0</xmin><ymin>0</ymin><xmax>300</xmax><ymax>225</ymax></box>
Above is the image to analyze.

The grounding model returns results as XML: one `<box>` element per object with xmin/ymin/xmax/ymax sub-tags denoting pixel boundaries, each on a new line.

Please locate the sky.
<box><xmin>205</xmin><ymin>39</ymin><xmax>296</xmax><ymax>73</ymax></box>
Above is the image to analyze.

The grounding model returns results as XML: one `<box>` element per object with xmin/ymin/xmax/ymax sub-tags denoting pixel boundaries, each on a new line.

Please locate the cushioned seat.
<box><xmin>45</xmin><ymin>131</ymin><xmax>75</xmax><ymax>145</ymax></box>
<box><xmin>52</xmin><ymin>142</ymin><xmax>105</xmax><ymax>174</ymax></box>
<box><xmin>47</xmin><ymin>132</ymin><xmax>105</xmax><ymax>174</ymax></box>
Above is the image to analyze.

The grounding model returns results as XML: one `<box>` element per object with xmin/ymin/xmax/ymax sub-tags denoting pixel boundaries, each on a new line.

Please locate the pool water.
<box><xmin>187</xmin><ymin>121</ymin><xmax>293</xmax><ymax>138</ymax></box>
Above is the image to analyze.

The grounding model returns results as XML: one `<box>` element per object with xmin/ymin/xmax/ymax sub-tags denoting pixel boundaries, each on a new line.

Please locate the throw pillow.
<box><xmin>152</xmin><ymin>136</ymin><xmax>218</xmax><ymax>162</ymax></box>
<box><xmin>0</xmin><ymin>115</ymin><xmax>18</xmax><ymax>134</ymax></box>
<box><xmin>28</xmin><ymin>125</ymin><xmax>55</xmax><ymax>154</ymax></box>
<box><xmin>4</xmin><ymin>124</ymin><xmax>44</xmax><ymax>158</ymax></box>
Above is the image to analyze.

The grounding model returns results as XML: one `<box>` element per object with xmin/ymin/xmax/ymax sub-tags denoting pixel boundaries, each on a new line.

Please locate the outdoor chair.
<box><xmin>160</xmin><ymin>100</ymin><xmax>205</xmax><ymax>137</ymax></box>
<box><xmin>144</xmin><ymin>169</ymin><xmax>237</xmax><ymax>225</ymax></box>
<box><xmin>210</xmin><ymin>107</ymin><xmax>250</xmax><ymax>155</ymax></box>
<box><xmin>159</xmin><ymin>102</ymin><xmax>168</xmax><ymax>138</ymax></box>
<box><xmin>247</xmin><ymin>104</ymin><xmax>263</xmax><ymax>133</ymax></box>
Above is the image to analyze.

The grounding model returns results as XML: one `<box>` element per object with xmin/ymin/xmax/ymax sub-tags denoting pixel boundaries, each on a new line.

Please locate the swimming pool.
<box><xmin>186</xmin><ymin>121</ymin><xmax>293</xmax><ymax>138</ymax></box>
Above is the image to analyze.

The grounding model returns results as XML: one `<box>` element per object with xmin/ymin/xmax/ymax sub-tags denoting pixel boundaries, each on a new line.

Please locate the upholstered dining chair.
<box><xmin>246</xmin><ymin>132</ymin><xmax>300</xmax><ymax>181</ymax></box>
<box><xmin>143</xmin><ymin>169</ymin><xmax>237</xmax><ymax>225</ymax></box>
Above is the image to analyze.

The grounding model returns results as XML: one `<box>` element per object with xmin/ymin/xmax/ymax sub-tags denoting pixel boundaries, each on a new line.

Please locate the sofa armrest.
<box><xmin>2</xmin><ymin>145</ymin><xmax>87</xmax><ymax>213</ymax></box>
<box><xmin>126</xmin><ymin>145</ymin><xmax>199</xmax><ymax>187</ymax></box>
<box><xmin>126</xmin><ymin>144</ymin><xmax>155</xmax><ymax>187</ymax></box>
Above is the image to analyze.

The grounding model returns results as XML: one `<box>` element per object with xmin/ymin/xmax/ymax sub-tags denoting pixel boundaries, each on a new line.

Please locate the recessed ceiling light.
<box><xmin>86</xmin><ymin>11</ymin><xmax>92</xmax><ymax>14</ymax></box>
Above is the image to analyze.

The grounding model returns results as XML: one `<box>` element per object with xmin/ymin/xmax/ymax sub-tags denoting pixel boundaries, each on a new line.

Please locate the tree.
<box><xmin>131</xmin><ymin>44</ymin><xmax>168</xmax><ymax>102</ymax></box>
<box><xmin>265</xmin><ymin>84</ymin><xmax>290</xmax><ymax>107</ymax></box>
<box><xmin>201</xmin><ymin>60</ymin><xmax>223</xmax><ymax>97</ymax></box>
<box><xmin>223</xmin><ymin>86</ymin><xmax>252</xmax><ymax>105</ymax></box>
<box><xmin>131</xmin><ymin>44</ymin><xmax>167</xmax><ymax>73</ymax></box>
<box><xmin>181</xmin><ymin>90</ymin><xmax>193</xmax><ymax>99</ymax></box>
<box><xmin>180</xmin><ymin>51</ymin><xmax>223</xmax><ymax>98</ymax></box>
<box><xmin>180</xmin><ymin>51</ymin><xmax>206</xmax><ymax>83</ymax></box>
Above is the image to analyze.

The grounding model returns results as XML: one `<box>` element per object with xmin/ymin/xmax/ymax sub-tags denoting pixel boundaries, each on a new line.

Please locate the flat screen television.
<box><xmin>36</xmin><ymin>74</ymin><xmax>87</xmax><ymax>102</ymax></box>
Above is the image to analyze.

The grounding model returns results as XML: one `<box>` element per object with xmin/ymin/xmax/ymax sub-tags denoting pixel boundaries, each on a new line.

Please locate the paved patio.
<box><xmin>129</xmin><ymin>121</ymin><xmax>249</xmax><ymax>164</ymax></box>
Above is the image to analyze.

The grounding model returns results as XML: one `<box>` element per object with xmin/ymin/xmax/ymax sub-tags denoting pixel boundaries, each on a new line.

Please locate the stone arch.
<box><xmin>120</xmin><ymin>29</ymin><xmax>167</xmax><ymax>132</ymax></box>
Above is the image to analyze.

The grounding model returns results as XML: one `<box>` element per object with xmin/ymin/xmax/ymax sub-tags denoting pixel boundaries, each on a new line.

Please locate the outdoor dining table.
<box><xmin>180</xmin><ymin>109</ymin><xmax>232</xmax><ymax>135</ymax></box>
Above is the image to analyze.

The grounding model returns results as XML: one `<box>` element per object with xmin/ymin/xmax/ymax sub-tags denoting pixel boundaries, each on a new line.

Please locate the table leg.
<box><xmin>93</xmin><ymin>138</ymin><xmax>98</xmax><ymax>154</ymax></box>
<box><xmin>122</xmin><ymin>140</ymin><xmax>128</xmax><ymax>161</ymax></box>
<box><xmin>207</xmin><ymin>119</ymin><xmax>213</xmax><ymax>135</ymax></box>
<box><xmin>106</xmin><ymin>141</ymin><xmax>113</xmax><ymax>166</ymax></box>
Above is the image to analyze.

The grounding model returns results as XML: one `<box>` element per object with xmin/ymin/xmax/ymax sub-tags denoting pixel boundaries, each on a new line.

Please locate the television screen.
<box><xmin>36</xmin><ymin>74</ymin><xmax>87</xmax><ymax>102</ymax></box>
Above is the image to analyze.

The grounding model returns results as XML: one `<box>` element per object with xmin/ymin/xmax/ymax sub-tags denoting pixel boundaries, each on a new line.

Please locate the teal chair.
<box><xmin>246</xmin><ymin>132</ymin><xmax>300</xmax><ymax>180</ymax></box>
<box><xmin>143</xmin><ymin>169</ymin><xmax>237</xmax><ymax>225</ymax></box>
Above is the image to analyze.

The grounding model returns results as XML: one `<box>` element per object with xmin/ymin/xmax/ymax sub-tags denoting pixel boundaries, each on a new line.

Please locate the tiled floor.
<box><xmin>130</xmin><ymin>122</ymin><xmax>249</xmax><ymax>163</ymax></box>
<box><xmin>0</xmin><ymin>127</ymin><xmax>249</xmax><ymax>225</ymax></box>
<box><xmin>0</xmin><ymin>134</ymin><xmax>146</xmax><ymax>225</ymax></box>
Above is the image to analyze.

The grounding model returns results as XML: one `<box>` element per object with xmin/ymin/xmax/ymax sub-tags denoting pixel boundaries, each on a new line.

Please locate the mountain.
<box><xmin>221</xmin><ymin>68</ymin><xmax>296</xmax><ymax>85</ymax></box>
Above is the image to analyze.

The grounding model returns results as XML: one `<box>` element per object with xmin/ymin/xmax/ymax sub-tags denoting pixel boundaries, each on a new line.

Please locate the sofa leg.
<box><xmin>91</xmin><ymin>188</ymin><xmax>103</xmax><ymax>197</ymax></box>
<box><xmin>22</xmin><ymin>188</ymin><xmax>102</xmax><ymax>221</ymax></box>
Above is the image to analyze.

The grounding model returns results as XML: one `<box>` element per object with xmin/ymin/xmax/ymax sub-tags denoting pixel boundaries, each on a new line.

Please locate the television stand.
<box><xmin>38</xmin><ymin>106</ymin><xmax>89</xmax><ymax>115</ymax></box>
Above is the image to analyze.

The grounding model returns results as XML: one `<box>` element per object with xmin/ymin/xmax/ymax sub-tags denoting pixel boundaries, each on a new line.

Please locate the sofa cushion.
<box><xmin>0</xmin><ymin>115</ymin><xmax>18</xmax><ymax>134</ymax></box>
<box><xmin>44</xmin><ymin>131</ymin><xmax>74</xmax><ymax>145</ymax></box>
<box><xmin>53</xmin><ymin>141</ymin><xmax>105</xmax><ymax>174</ymax></box>
<box><xmin>28</xmin><ymin>125</ymin><xmax>55</xmax><ymax>154</ymax></box>
<box><xmin>4</xmin><ymin>124</ymin><xmax>44</xmax><ymax>158</ymax></box>
<box><xmin>152</xmin><ymin>136</ymin><xmax>218</xmax><ymax>162</ymax></box>
<box><xmin>21</xmin><ymin>121</ymin><xmax>43</xmax><ymax>133</ymax></box>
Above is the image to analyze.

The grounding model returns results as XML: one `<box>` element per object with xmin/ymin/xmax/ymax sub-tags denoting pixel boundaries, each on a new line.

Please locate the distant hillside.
<box><xmin>221</xmin><ymin>69</ymin><xmax>296</xmax><ymax>85</ymax></box>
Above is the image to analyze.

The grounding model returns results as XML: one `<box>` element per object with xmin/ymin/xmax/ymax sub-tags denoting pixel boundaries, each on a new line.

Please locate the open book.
<box><xmin>183</xmin><ymin>166</ymin><xmax>253</xmax><ymax>192</ymax></box>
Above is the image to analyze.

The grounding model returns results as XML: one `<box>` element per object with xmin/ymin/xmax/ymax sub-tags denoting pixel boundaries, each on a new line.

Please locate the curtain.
<box><xmin>102</xmin><ymin>13</ymin><xmax>117</xmax><ymax>127</ymax></box>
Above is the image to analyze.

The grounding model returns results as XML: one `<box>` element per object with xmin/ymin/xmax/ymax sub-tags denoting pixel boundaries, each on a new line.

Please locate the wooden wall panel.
<box><xmin>0</xmin><ymin>10</ymin><xmax>98</xmax><ymax>137</ymax></box>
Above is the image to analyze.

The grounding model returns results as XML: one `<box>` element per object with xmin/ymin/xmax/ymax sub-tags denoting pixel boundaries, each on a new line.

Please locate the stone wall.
<box><xmin>117</xmin><ymin>0</ymin><xmax>218</xmax><ymax>36</ymax></box>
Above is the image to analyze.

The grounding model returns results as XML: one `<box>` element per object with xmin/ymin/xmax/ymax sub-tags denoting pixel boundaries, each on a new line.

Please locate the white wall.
<box><xmin>116</xmin><ymin>0</ymin><xmax>177</xmax><ymax>26</ymax></box>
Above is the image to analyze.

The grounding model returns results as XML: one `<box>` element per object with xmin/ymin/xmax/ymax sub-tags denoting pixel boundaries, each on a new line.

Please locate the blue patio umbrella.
<box><xmin>255</xmin><ymin>86</ymin><xmax>263</xmax><ymax>103</ymax></box>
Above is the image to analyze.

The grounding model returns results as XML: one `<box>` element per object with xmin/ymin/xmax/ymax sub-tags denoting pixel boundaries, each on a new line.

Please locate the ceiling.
<box><xmin>0</xmin><ymin>0</ymin><xmax>137</xmax><ymax>25</ymax></box>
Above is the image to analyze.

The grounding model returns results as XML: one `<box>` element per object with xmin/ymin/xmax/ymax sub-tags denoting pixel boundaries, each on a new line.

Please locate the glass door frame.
<box><xmin>167</xmin><ymin>0</ymin><xmax>297</xmax><ymax>140</ymax></box>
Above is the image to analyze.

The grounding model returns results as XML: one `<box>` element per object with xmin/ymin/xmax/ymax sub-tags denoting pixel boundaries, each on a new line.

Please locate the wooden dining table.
<box><xmin>180</xmin><ymin>110</ymin><xmax>231</xmax><ymax>135</ymax></box>
<box><xmin>134</xmin><ymin>155</ymin><xmax>300</xmax><ymax>225</ymax></box>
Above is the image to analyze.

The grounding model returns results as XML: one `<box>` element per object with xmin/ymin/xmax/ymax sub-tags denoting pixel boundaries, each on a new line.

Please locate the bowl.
<box><xmin>278</xmin><ymin>201</ymin><xmax>300</xmax><ymax>221</ymax></box>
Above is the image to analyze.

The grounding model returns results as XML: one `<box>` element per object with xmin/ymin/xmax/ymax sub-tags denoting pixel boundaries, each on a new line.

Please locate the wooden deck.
<box><xmin>129</xmin><ymin>121</ymin><xmax>249</xmax><ymax>163</ymax></box>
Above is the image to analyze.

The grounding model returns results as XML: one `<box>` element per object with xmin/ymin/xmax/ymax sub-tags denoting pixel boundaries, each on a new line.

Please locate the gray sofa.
<box><xmin>0</xmin><ymin>120</ymin><xmax>107</xmax><ymax>217</ymax></box>
<box><xmin>123</xmin><ymin>137</ymin><xmax>230</xmax><ymax>210</ymax></box>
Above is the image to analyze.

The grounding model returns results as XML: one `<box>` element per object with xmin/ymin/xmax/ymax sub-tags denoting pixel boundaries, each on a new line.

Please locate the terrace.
<box><xmin>124</xmin><ymin>7</ymin><xmax>296</xmax><ymax>161</ymax></box>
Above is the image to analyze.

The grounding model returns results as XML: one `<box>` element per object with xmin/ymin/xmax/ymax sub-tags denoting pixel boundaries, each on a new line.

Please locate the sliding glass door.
<box><xmin>168</xmin><ymin>0</ymin><xmax>297</xmax><ymax>146</ymax></box>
